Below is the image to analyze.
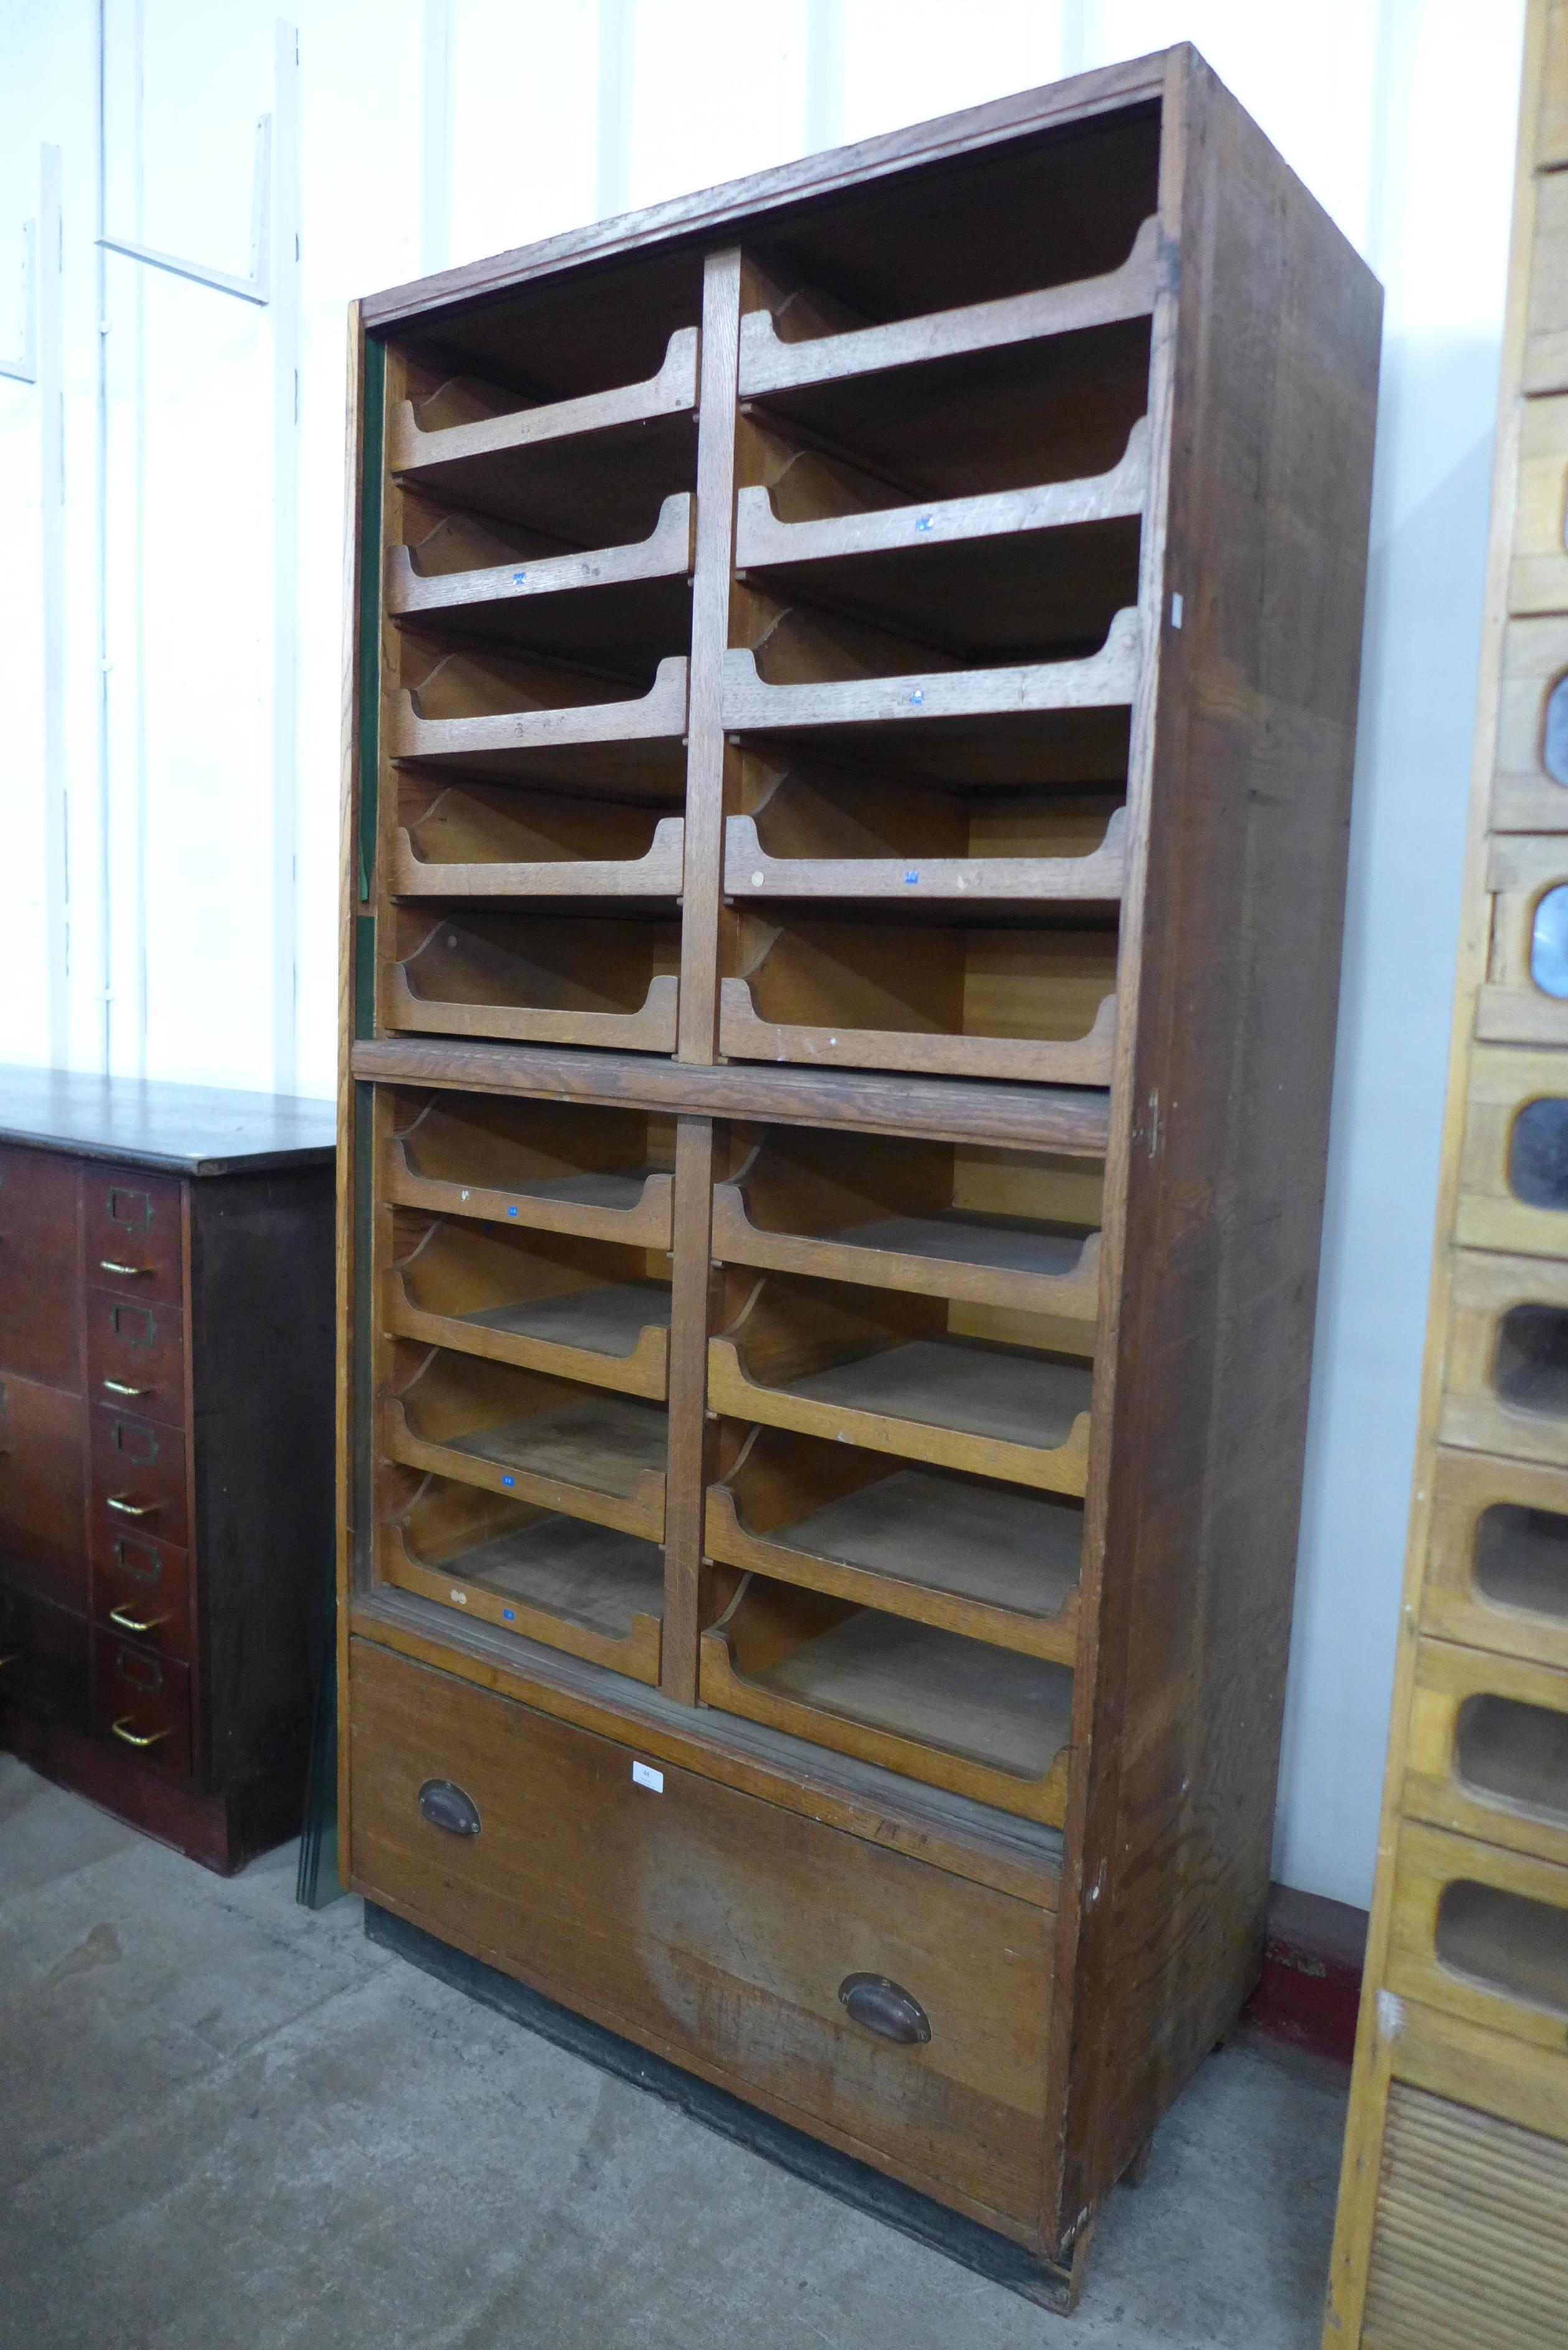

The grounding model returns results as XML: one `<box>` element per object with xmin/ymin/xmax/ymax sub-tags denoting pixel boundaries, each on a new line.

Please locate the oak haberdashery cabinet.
<box><xmin>338</xmin><ymin>48</ymin><xmax>1380</xmax><ymax>2301</ymax></box>
<box><xmin>1323</xmin><ymin>9</ymin><xmax>1568</xmax><ymax>2344</ymax></box>
<box><xmin>0</xmin><ymin>1069</ymin><xmax>335</xmax><ymax>1870</ymax></box>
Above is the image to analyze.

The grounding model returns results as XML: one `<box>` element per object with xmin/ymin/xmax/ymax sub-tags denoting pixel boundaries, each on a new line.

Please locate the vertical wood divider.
<box><xmin>663</xmin><ymin>246</ymin><xmax>744</xmax><ymax>1700</ymax></box>
<box><xmin>677</xmin><ymin>245</ymin><xmax>744</xmax><ymax>1064</ymax></box>
<box><xmin>662</xmin><ymin>1113</ymin><xmax>719</xmax><ymax>1700</ymax></box>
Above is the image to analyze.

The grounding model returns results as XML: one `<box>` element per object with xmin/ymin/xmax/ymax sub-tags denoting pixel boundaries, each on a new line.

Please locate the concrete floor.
<box><xmin>0</xmin><ymin>1754</ymin><xmax>1347</xmax><ymax>2350</ymax></box>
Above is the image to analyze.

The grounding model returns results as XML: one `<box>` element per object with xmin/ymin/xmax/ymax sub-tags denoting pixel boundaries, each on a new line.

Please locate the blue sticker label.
<box><xmin>507</xmin><ymin>1205</ymin><xmax>518</xmax><ymax>1216</ymax></box>
<box><xmin>501</xmin><ymin>1474</ymin><xmax>515</xmax><ymax>1487</ymax></box>
<box><xmin>915</xmin><ymin>515</ymin><xmax>933</xmax><ymax>533</ymax></box>
<box><xmin>512</xmin><ymin>570</ymin><xmax>528</xmax><ymax>584</ymax></box>
<box><xmin>502</xmin><ymin>1607</ymin><xmax>516</xmax><ymax>1621</ymax></box>
<box><xmin>904</xmin><ymin>869</ymin><xmax>920</xmax><ymax>884</ymax></box>
<box><xmin>909</xmin><ymin>688</ymin><xmax>924</xmax><ymax>706</ymax></box>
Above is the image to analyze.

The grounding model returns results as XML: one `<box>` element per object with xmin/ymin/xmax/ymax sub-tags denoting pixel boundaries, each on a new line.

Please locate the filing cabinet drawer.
<box><xmin>90</xmin><ymin>1522</ymin><xmax>192</xmax><ymax>1665</ymax></box>
<box><xmin>0</xmin><ymin>1371</ymin><xmax>87</xmax><ymax>1609</ymax></box>
<box><xmin>0</xmin><ymin>1146</ymin><xmax>80</xmax><ymax>1387</ymax></box>
<box><xmin>0</xmin><ymin>1581</ymin><xmax>90</xmax><ymax>1725</ymax></box>
<box><xmin>1387</xmin><ymin>1819</ymin><xmax>1568</xmax><ymax>2052</ymax></box>
<box><xmin>90</xmin><ymin>1407</ymin><xmax>189</xmax><ymax>1549</ymax></box>
<box><xmin>83</xmin><ymin>1166</ymin><xmax>184</xmax><ymax>1308</ymax></box>
<box><xmin>93</xmin><ymin>1629</ymin><xmax>192</xmax><ymax>1776</ymax></box>
<box><xmin>85</xmin><ymin>1285</ymin><xmax>187</xmax><ymax>1428</ymax></box>
<box><xmin>349</xmin><ymin>1637</ymin><xmax>1053</xmax><ymax>2229</ymax></box>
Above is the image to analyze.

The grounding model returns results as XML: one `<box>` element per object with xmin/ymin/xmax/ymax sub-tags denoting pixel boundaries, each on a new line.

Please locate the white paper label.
<box><xmin>632</xmin><ymin>1760</ymin><xmax>663</xmax><ymax>1793</ymax></box>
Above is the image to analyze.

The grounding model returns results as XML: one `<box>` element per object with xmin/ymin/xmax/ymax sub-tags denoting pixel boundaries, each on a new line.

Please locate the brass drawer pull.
<box><xmin>106</xmin><ymin>1495</ymin><xmax>159</xmax><ymax>1518</ymax></box>
<box><xmin>111</xmin><ymin>1715</ymin><xmax>170</xmax><ymax>1749</ymax></box>
<box><xmin>103</xmin><ymin>1379</ymin><xmax>149</xmax><ymax>1398</ymax></box>
<box><xmin>108</xmin><ymin>1604</ymin><xmax>168</xmax><ymax>1635</ymax></box>
<box><xmin>418</xmin><ymin>1778</ymin><xmax>480</xmax><ymax>1837</ymax></box>
<box><xmin>838</xmin><ymin>1974</ymin><xmax>931</xmax><ymax>2045</ymax></box>
<box><xmin>100</xmin><ymin>1260</ymin><xmax>149</xmax><ymax>1277</ymax></box>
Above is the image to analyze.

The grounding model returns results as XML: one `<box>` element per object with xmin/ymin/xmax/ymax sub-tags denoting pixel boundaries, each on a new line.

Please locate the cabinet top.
<box><xmin>0</xmin><ymin>1067</ymin><xmax>336</xmax><ymax>1174</ymax></box>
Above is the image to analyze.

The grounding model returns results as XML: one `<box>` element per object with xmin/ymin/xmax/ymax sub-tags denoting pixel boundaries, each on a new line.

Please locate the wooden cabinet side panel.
<box><xmin>1058</xmin><ymin>55</ymin><xmax>1383</xmax><ymax>2226</ymax></box>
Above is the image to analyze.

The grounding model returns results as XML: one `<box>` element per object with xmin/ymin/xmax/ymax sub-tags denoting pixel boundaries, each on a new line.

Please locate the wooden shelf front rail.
<box><xmin>719</xmin><ymin>606</ymin><xmax>1139</xmax><ymax>735</ymax></box>
<box><xmin>733</xmin><ymin>418</ymin><xmax>1149</xmax><ymax>575</ymax></box>
<box><xmin>387</xmin><ymin>652</ymin><xmax>689</xmax><ymax>766</ymax></box>
<box><xmin>390</xmin><ymin>325</ymin><xmax>701</xmax><ymax>479</ymax></box>
<box><xmin>722</xmin><ymin>805</ymin><xmax>1127</xmax><ymax>905</ymax></box>
<box><xmin>388</xmin><ymin>490</ymin><xmax>694</xmax><ymax>629</ymax></box>
<box><xmin>392</xmin><ymin>812</ymin><xmax>687</xmax><ymax>901</ymax></box>
<box><xmin>737</xmin><ymin>215</ymin><xmax>1160</xmax><ymax>400</ymax></box>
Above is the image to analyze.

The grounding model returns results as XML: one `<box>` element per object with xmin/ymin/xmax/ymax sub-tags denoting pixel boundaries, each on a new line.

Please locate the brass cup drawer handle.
<box><xmin>111</xmin><ymin>1715</ymin><xmax>170</xmax><ymax>1749</ymax></box>
<box><xmin>106</xmin><ymin>1496</ymin><xmax>159</xmax><ymax>1518</ymax></box>
<box><xmin>108</xmin><ymin>1604</ymin><xmax>168</xmax><ymax>1635</ymax></box>
<box><xmin>99</xmin><ymin>1260</ymin><xmax>149</xmax><ymax>1278</ymax></box>
<box><xmin>838</xmin><ymin>1974</ymin><xmax>932</xmax><ymax>2045</ymax></box>
<box><xmin>102</xmin><ymin>1379</ymin><xmax>150</xmax><ymax>1398</ymax></box>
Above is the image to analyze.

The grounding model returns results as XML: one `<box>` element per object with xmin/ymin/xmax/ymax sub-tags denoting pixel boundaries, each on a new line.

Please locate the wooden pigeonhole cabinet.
<box><xmin>1323</xmin><ymin>9</ymin><xmax>1568</xmax><ymax>2344</ymax></box>
<box><xmin>338</xmin><ymin>47</ymin><xmax>1380</xmax><ymax>2300</ymax></box>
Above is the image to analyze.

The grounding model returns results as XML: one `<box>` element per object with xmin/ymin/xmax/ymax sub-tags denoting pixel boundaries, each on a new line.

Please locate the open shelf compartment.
<box><xmin>706</xmin><ymin>1423</ymin><xmax>1081</xmax><ymax>1661</ymax></box>
<box><xmin>384</xmin><ymin>1091</ymin><xmax>675</xmax><ymax>1248</ymax></box>
<box><xmin>699</xmin><ymin>1571</ymin><xmax>1073</xmax><ymax>1823</ymax></box>
<box><xmin>391</xmin><ymin>774</ymin><xmax>684</xmax><ymax>900</ymax></box>
<box><xmin>380</xmin><ymin>1469</ymin><xmax>663</xmax><ymax>1683</ymax></box>
<box><xmin>385</xmin><ymin>907</ymin><xmax>679</xmax><ymax>1052</ymax></box>
<box><xmin>720</xmin><ymin>904</ymin><xmax>1118</xmax><ymax>1084</ymax></box>
<box><xmin>707</xmin><ymin>1268</ymin><xmax>1092</xmax><ymax>1496</ymax></box>
<box><xmin>386</xmin><ymin>1212</ymin><xmax>671</xmax><ymax>1397</ymax></box>
<box><xmin>382</xmin><ymin>1342</ymin><xmax>667</xmax><ymax>1541</ymax></box>
<box><xmin>711</xmin><ymin>1121</ymin><xmax>1102</xmax><ymax>1326</ymax></box>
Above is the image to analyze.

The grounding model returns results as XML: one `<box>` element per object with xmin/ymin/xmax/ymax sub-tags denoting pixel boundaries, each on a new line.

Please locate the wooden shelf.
<box><xmin>699</xmin><ymin>1573</ymin><xmax>1074</xmax><ymax>1823</ymax></box>
<box><xmin>384</xmin><ymin>1346</ymin><xmax>667</xmax><ymax>1539</ymax></box>
<box><xmin>388</xmin><ymin>491</ymin><xmax>693</xmax><ymax>669</ymax></box>
<box><xmin>388</xmin><ymin>645</ymin><xmax>689</xmax><ymax>774</ymax></box>
<box><xmin>708</xmin><ymin>1272</ymin><xmax>1091</xmax><ymax>1494</ymax></box>
<box><xmin>732</xmin><ymin>435</ymin><xmax>1144</xmax><ymax>664</ymax></box>
<box><xmin>724</xmin><ymin>750</ymin><xmax>1126</xmax><ymax>904</ymax></box>
<box><xmin>385</xmin><ymin>1092</ymin><xmax>675</xmax><ymax>1247</ymax></box>
<box><xmin>381</xmin><ymin>1473</ymin><xmax>663</xmax><ymax>1682</ymax></box>
<box><xmin>721</xmin><ymin>605</ymin><xmax>1138</xmax><ymax>739</ymax></box>
<box><xmin>737</xmin><ymin>217</ymin><xmax>1158</xmax><ymax>401</ymax></box>
<box><xmin>386</xmin><ymin>910</ymin><xmax>679</xmax><ymax>1052</ymax></box>
<box><xmin>706</xmin><ymin>1426</ymin><xmax>1080</xmax><ymax>1660</ymax></box>
<box><xmin>711</xmin><ymin>1123</ymin><xmax>1101</xmax><ymax>1321</ymax></box>
<box><xmin>390</xmin><ymin>325</ymin><xmax>699</xmax><ymax>535</ymax></box>
<box><xmin>391</xmin><ymin>780</ymin><xmax>684</xmax><ymax>901</ymax></box>
<box><xmin>721</xmin><ymin>909</ymin><xmax>1118</xmax><ymax>1085</ymax></box>
<box><xmin>387</xmin><ymin>1217</ymin><xmax>671</xmax><ymax>1396</ymax></box>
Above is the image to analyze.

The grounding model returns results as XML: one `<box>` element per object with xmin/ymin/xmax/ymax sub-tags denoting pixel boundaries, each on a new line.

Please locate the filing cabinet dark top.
<box><xmin>0</xmin><ymin>1066</ymin><xmax>335</xmax><ymax>1173</ymax></box>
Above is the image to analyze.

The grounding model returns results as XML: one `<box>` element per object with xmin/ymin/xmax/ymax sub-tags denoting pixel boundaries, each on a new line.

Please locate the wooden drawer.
<box><xmin>1404</xmin><ymin>1638</ymin><xmax>1568</xmax><ymax>1868</ymax></box>
<box><xmin>1421</xmin><ymin>1447</ymin><xmax>1568</xmax><ymax>1672</ymax></box>
<box><xmin>1387</xmin><ymin>1819</ymin><xmax>1568</xmax><ymax>2053</ymax></box>
<box><xmin>92</xmin><ymin>1628</ymin><xmax>192</xmax><ymax>1776</ymax></box>
<box><xmin>85</xmin><ymin>1285</ymin><xmax>187</xmax><ymax>1428</ymax></box>
<box><xmin>0</xmin><ymin>1581</ymin><xmax>90</xmax><ymax>1724</ymax></box>
<box><xmin>348</xmin><ymin>1637</ymin><xmax>1053</xmax><ymax>2232</ymax></box>
<box><xmin>90</xmin><ymin>1522</ymin><xmax>192</xmax><ymax>1665</ymax></box>
<box><xmin>82</xmin><ymin>1165</ymin><xmax>184</xmax><ymax>1307</ymax></box>
<box><xmin>90</xmin><ymin>1405</ymin><xmax>189</xmax><ymax>1549</ymax></box>
<box><xmin>0</xmin><ymin>1370</ymin><xmax>86</xmax><ymax>1609</ymax></box>
<box><xmin>0</xmin><ymin>1146</ymin><xmax>80</xmax><ymax>1387</ymax></box>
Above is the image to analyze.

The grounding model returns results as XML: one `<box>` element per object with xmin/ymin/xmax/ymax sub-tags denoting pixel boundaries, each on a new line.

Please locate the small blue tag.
<box><xmin>502</xmin><ymin>1607</ymin><xmax>516</xmax><ymax>1622</ymax></box>
<box><xmin>915</xmin><ymin>515</ymin><xmax>933</xmax><ymax>533</ymax></box>
<box><xmin>501</xmin><ymin>1474</ymin><xmax>515</xmax><ymax>1487</ymax></box>
<box><xmin>904</xmin><ymin>869</ymin><xmax>919</xmax><ymax>884</ymax></box>
<box><xmin>512</xmin><ymin>570</ymin><xmax>528</xmax><ymax>584</ymax></box>
<box><xmin>507</xmin><ymin>1205</ymin><xmax>518</xmax><ymax>1216</ymax></box>
<box><xmin>910</xmin><ymin>688</ymin><xmax>924</xmax><ymax>706</ymax></box>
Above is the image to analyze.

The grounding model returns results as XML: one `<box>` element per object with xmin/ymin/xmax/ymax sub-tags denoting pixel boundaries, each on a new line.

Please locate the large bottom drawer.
<box><xmin>348</xmin><ymin>1636</ymin><xmax>1053</xmax><ymax>2234</ymax></box>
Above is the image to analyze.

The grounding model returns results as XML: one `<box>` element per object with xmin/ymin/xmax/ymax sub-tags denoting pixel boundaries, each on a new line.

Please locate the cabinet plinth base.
<box><xmin>363</xmin><ymin>1898</ymin><xmax>1095</xmax><ymax>2313</ymax></box>
<box><xmin>0</xmin><ymin>1701</ymin><xmax>304</xmax><ymax>1875</ymax></box>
